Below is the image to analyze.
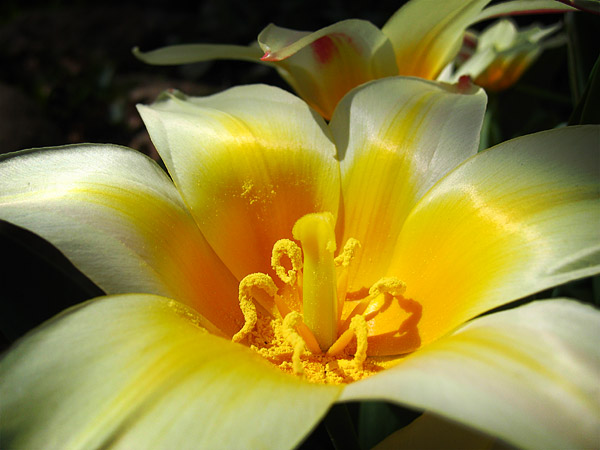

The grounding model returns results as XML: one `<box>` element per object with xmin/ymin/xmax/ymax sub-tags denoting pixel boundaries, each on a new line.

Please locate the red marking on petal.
<box><xmin>311</xmin><ymin>36</ymin><xmax>337</xmax><ymax>64</ymax></box>
<box><xmin>458</xmin><ymin>75</ymin><xmax>473</xmax><ymax>93</ymax></box>
<box><xmin>261</xmin><ymin>51</ymin><xmax>279</xmax><ymax>61</ymax></box>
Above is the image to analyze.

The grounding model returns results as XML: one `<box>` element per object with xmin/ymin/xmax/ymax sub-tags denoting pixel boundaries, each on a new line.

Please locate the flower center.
<box><xmin>231</xmin><ymin>212</ymin><xmax>421</xmax><ymax>384</ymax></box>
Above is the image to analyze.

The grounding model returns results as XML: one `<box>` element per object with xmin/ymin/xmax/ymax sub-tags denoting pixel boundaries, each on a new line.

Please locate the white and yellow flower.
<box><xmin>0</xmin><ymin>77</ymin><xmax>598</xmax><ymax>449</ymax></box>
<box><xmin>134</xmin><ymin>0</ymin><xmax>576</xmax><ymax>118</ymax></box>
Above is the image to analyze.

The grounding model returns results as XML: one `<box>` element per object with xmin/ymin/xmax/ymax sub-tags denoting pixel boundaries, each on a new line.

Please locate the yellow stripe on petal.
<box><xmin>382</xmin><ymin>0</ymin><xmax>491</xmax><ymax>79</ymax></box>
<box><xmin>0</xmin><ymin>294</ymin><xmax>341</xmax><ymax>449</ymax></box>
<box><xmin>342</xmin><ymin>299</ymin><xmax>600</xmax><ymax>450</ymax></box>
<box><xmin>0</xmin><ymin>145</ymin><xmax>242</xmax><ymax>337</ymax></box>
<box><xmin>387</xmin><ymin>126</ymin><xmax>600</xmax><ymax>347</ymax></box>
<box><xmin>331</xmin><ymin>77</ymin><xmax>486</xmax><ymax>291</ymax></box>
<box><xmin>138</xmin><ymin>85</ymin><xmax>340</xmax><ymax>281</ymax></box>
<box><xmin>258</xmin><ymin>20</ymin><xmax>398</xmax><ymax>119</ymax></box>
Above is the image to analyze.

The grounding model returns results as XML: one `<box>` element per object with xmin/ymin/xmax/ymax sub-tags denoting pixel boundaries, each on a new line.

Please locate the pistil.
<box><xmin>292</xmin><ymin>212</ymin><xmax>338</xmax><ymax>352</ymax></box>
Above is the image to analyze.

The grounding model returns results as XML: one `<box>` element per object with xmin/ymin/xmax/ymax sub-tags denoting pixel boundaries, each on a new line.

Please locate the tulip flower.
<box><xmin>442</xmin><ymin>19</ymin><xmax>565</xmax><ymax>91</ymax></box>
<box><xmin>1</xmin><ymin>77</ymin><xmax>599</xmax><ymax>449</ymax></box>
<box><xmin>134</xmin><ymin>0</ymin><xmax>576</xmax><ymax>118</ymax></box>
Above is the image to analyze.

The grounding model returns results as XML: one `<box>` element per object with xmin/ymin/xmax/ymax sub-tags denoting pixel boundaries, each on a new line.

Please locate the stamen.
<box><xmin>349</xmin><ymin>315</ymin><xmax>368</xmax><ymax>370</ymax></box>
<box><xmin>369</xmin><ymin>277</ymin><xmax>407</xmax><ymax>297</ymax></box>
<box><xmin>334</xmin><ymin>238</ymin><xmax>361</xmax><ymax>323</ymax></box>
<box><xmin>232</xmin><ymin>273</ymin><xmax>277</xmax><ymax>343</ymax></box>
<box><xmin>339</xmin><ymin>276</ymin><xmax>407</xmax><ymax>331</ymax></box>
<box><xmin>282</xmin><ymin>311</ymin><xmax>307</xmax><ymax>375</ymax></box>
<box><xmin>326</xmin><ymin>315</ymin><xmax>368</xmax><ymax>370</ymax></box>
<box><xmin>334</xmin><ymin>238</ymin><xmax>361</xmax><ymax>268</ymax></box>
<box><xmin>271</xmin><ymin>239</ymin><xmax>303</xmax><ymax>285</ymax></box>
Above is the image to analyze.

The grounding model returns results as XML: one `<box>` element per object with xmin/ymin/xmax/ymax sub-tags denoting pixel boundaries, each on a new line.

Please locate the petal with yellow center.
<box><xmin>387</xmin><ymin>125</ymin><xmax>600</xmax><ymax>347</ymax></box>
<box><xmin>0</xmin><ymin>145</ymin><xmax>241</xmax><ymax>337</ymax></box>
<box><xmin>332</xmin><ymin>77</ymin><xmax>486</xmax><ymax>290</ymax></box>
<box><xmin>258</xmin><ymin>20</ymin><xmax>398</xmax><ymax>119</ymax></box>
<box><xmin>138</xmin><ymin>85</ymin><xmax>340</xmax><ymax>281</ymax></box>
<box><xmin>0</xmin><ymin>294</ymin><xmax>341</xmax><ymax>449</ymax></box>
<box><xmin>382</xmin><ymin>0</ymin><xmax>491</xmax><ymax>79</ymax></box>
<box><xmin>342</xmin><ymin>299</ymin><xmax>600</xmax><ymax>450</ymax></box>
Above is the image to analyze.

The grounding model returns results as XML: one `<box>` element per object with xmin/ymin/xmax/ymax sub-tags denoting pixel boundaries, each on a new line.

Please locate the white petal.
<box><xmin>0</xmin><ymin>145</ymin><xmax>241</xmax><ymax>336</ymax></box>
<box><xmin>0</xmin><ymin>294</ymin><xmax>341</xmax><ymax>449</ymax></box>
<box><xmin>342</xmin><ymin>299</ymin><xmax>600</xmax><ymax>450</ymax></box>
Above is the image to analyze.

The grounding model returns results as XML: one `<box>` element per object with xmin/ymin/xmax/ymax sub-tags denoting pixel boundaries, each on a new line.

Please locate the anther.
<box><xmin>282</xmin><ymin>311</ymin><xmax>307</xmax><ymax>375</ymax></box>
<box><xmin>335</xmin><ymin>238</ymin><xmax>361</xmax><ymax>322</ymax></box>
<box><xmin>369</xmin><ymin>277</ymin><xmax>406</xmax><ymax>297</ymax></box>
<box><xmin>232</xmin><ymin>273</ymin><xmax>277</xmax><ymax>343</ymax></box>
<box><xmin>334</xmin><ymin>238</ymin><xmax>361</xmax><ymax>268</ymax></box>
<box><xmin>349</xmin><ymin>315</ymin><xmax>368</xmax><ymax>370</ymax></box>
<box><xmin>271</xmin><ymin>239</ymin><xmax>303</xmax><ymax>285</ymax></box>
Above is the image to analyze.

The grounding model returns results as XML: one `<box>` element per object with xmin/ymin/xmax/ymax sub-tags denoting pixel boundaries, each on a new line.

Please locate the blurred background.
<box><xmin>0</xmin><ymin>2</ymin><xmax>598</xmax><ymax>447</ymax></box>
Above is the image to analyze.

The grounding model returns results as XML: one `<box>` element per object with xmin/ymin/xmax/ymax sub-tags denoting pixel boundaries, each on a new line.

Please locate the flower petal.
<box><xmin>382</xmin><ymin>0</ymin><xmax>491</xmax><ymax>79</ymax></box>
<box><xmin>331</xmin><ymin>77</ymin><xmax>486</xmax><ymax>290</ymax></box>
<box><xmin>473</xmin><ymin>0</ymin><xmax>577</xmax><ymax>22</ymax></box>
<box><xmin>258</xmin><ymin>20</ymin><xmax>398</xmax><ymax>119</ymax></box>
<box><xmin>343</xmin><ymin>299</ymin><xmax>600</xmax><ymax>450</ymax></box>
<box><xmin>132</xmin><ymin>43</ymin><xmax>265</xmax><ymax>65</ymax></box>
<box><xmin>138</xmin><ymin>85</ymin><xmax>340</xmax><ymax>281</ymax></box>
<box><xmin>387</xmin><ymin>125</ymin><xmax>600</xmax><ymax>346</ymax></box>
<box><xmin>0</xmin><ymin>145</ymin><xmax>241</xmax><ymax>336</ymax></box>
<box><xmin>0</xmin><ymin>294</ymin><xmax>341</xmax><ymax>449</ymax></box>
<box><xmin>451</xmin><ymin>19</ymin><xmax>563</xmax><ymax>91</ymax></box>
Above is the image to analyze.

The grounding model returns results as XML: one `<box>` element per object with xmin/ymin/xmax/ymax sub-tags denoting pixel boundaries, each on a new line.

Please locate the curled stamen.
<box><xmin>271</xmin><ymin>239</ymin><xmax>303</xmax><ymax>285</ymax></box>
<box><xmin>232</xmin><ymin>273</ymin><xmax>277</xmax><ymax>343</ymax></box>
<box><xmin>282</xmin><ymin>311</ymin><xmax>307</xmax><ymax>375</ymax></box>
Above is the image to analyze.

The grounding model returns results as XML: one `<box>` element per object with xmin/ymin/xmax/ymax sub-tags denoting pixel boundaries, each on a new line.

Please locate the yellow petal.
<box><xmin>0</xmin><ymin>294</ymin><xmax>341</xmax><ymax>449</ymax></box>
<box><xmin>258</xmin><ymin>20</ymin><xmax>398</xmax><ymax>119</ymax></box>
<box><xmin>388</xmin><ymin>125</ymin><xmax>600</xmax><ymax>347</ymax></box>
<box><xmin>0</xmin><ymin>145</ymin><xmax>241</xmax><ymax>336</ymax></box>
<box><xmin>382</xmin><ymin>0</ymin><xmax>491</xmax><ymax>79</ymax></box>
<box><xmin>138</xmin><ymin>86</ymin><xmax>340</xmax><ymax>281</ymax></box>
<box><xmin>331</xmin><ymin>77</ymin><xmax>487</xmax><ymax>290</ymax></box>
<box><xmin>342</xmin><ymin>299</ymin><xmax>600</xmax><ymax>450</ymax></box>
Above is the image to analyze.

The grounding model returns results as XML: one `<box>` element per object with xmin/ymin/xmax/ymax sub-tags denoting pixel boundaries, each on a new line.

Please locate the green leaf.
<box><xmin>569</xmin><ymin>55</ymin><xmax>600</xmax><ymax>124</ymax></box>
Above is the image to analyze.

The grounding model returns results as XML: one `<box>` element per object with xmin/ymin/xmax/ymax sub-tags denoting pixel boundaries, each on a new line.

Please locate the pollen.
<box><xmin>243</xmin><ymin>309</ymin><xmax>387</xmax><ymax>384</ymax></box>
<box><xmin>231</xmin><ymin>212</ymin><xmax>420</xmax><ymax>384</ymax></box>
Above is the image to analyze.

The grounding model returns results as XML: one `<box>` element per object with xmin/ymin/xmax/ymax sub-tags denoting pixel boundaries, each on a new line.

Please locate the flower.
<box><xmin>440</xmin><ymin>18</ymin><xmax>565</xmax><ymax>91</ymax></box>
<box><xmin>133</xmin><ymin>0</ymin><xmax>576</xmax><ymax>118</ymax></box>
<box><xmin>1</xmin><ymin>77</ymin><xmax>599</xmax><ymax>449</ymax></box>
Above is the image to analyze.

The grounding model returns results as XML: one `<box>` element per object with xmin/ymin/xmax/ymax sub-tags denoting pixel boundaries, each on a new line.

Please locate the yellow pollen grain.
<box><xmin>244</xmin><ymin>310</ymin><xmax>386</xmax><ymax>385</ymax></box>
